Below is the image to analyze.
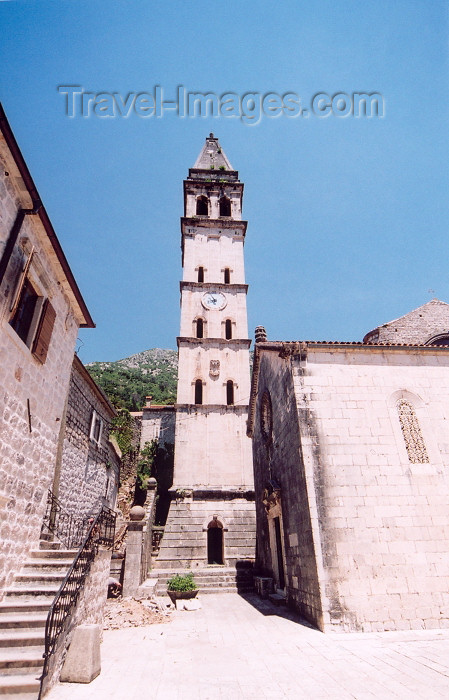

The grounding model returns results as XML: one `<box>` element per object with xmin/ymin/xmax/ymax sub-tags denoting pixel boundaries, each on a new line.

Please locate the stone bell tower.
<box><xmin>154</xmin><ymin>134</ymin><xmax>255</xmax><ymax>572</ymax></box>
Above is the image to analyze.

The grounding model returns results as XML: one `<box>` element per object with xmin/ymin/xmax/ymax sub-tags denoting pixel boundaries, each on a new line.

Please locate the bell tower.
<box><xmin>175</xmin><ymin>133</ymin><xmax>253</xmax><ymax>490</ymax></box>
<box><xmin>154</xmin><ymin>134</ymin><xmax>255</xmax><ymax>571</ymax></box>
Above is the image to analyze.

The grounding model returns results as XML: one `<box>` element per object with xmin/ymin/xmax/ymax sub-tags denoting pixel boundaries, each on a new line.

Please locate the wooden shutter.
<box><xmin>32</xmin><ymin>299</ymin><xmax>56</xmax><ymax>364</ymax></box>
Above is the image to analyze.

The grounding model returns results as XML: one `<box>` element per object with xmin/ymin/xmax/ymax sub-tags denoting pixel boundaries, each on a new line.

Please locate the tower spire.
<box><xmin>193</xmin><ymin>133</ymin><xmax>233</xmax><ymax>171</ymax></box>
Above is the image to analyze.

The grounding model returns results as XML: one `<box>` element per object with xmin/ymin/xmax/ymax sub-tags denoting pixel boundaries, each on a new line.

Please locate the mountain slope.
<box><xmin>86</xmin><ymin>349</ymin><xmax>177</xmax><ymax>411</ymax></box>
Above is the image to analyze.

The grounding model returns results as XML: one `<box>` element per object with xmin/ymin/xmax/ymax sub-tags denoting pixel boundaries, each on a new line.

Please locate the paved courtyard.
<box><xmin>47</xmin><ymin>593</ymin><xmax>449</xmax><ymax>700</ymax></box>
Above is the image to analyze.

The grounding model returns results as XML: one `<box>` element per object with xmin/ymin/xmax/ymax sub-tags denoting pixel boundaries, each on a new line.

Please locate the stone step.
<box><xmin>0</xmin><ymin>630</ymin><xmax>44</xmax><ymax>648</ymax></box>
<box><xmin>13</xmin><ymin>573</ymin><xmax>66</xmax><ymax>586</ymax></box>
<box><xmin>22</xmin><ymin>560</ymin><xmax>74</xmax><ymax>574</ymax></box>
<box><xmin>5</xmin><ymin>586</ymin><xmax>60</xmax><ymax>601</ymax></box>
<box><xmin>268</xmin><ymin>592</ymin><xmax>287</xmax><ymax>606</ymax></box>
<box><xmin>38</xmin><ymin>539</ymin><xmax>61</xmax><ymax>550</ymax></box>
<box><xmin>0</xmin><ymin>648</ymin><xmax>44</xmax><ymax>674</ymax></box>
<box><xmin>30</xmin><ymin>548</ymin><xmax>77</xmax><ymax>559</ymax></box>
<box><xmin>0</xmin><ymin>673</ymin><xmax>40</xmax><ymax>695</ymax></box>
<box><xmin>0</xmin><ymin>614</ymin><xmax>47</xmax><ymax>630</ymax></box>
<box><xmin>0</xmin><ymin>601</ymin><xmax>50</xmax><ymax>615</ymax></box>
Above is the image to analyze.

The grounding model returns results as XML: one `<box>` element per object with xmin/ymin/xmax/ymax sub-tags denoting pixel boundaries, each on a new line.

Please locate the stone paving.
<box><xmin>47</xmin><ymin>593</ymin><xmax>449</xmax><ymax>700</ymax></box>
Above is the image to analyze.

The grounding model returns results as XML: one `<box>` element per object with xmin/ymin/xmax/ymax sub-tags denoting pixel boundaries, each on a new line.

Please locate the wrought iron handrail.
<box><xmin>38</xmin><ymin>504</ymin><xmax>116</xmax><ymax>699</ymax></box>
<box><xmin>41</xmin><ymin>490</ymin><xmax>94</xmax><ymax>549</ymax></box>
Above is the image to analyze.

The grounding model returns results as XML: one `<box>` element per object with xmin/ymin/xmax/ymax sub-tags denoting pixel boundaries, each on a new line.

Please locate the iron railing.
<box><xmin>41</xmin><ymin>490</ymin><xmax>93</xmax><ymax>549</ymax></box>
<box><xmin>38</xmin><ymin>505</ymin><xmax>116</xmax><ymax>699</ymax></box>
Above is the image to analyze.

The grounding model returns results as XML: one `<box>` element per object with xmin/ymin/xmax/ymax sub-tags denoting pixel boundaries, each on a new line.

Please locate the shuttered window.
<box><xmin>32</xmin><ymin>299</ymin><xmax>56</xmax><ymax>364</ymax></box>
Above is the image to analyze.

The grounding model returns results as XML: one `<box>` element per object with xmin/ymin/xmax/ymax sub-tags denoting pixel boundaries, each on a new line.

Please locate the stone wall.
<box><xmin>364</xmin><ymin>299</ymin><xmax>449</xmax><ymax>345</ymax></box>
<box><xmin>252</xmin><ymin>342</ymin><xmax>449</xmax><ymax>632</ymax></box>
<box><xmin>251</xmin><ymin>351</ymin><xmax>323</xmax><ymax>628</ymax></box>
<box><xmin>56</xmin><ymin>356</ymin><xmax>120</xmax><ymax>519</ymax></box>
<box><xmin>0</xmin><ymin>151</ymin><xmax>81</xmax><ymax>596</ymax></box>
<box><xmin>155</xmin><ymin>498</ymin><xmax>256</xmax><ymax>569</ymax></box>
<box><xmin>174</xmin><ymin>406</ymin><xmax>253</xmax><ymax>489</ymax></box>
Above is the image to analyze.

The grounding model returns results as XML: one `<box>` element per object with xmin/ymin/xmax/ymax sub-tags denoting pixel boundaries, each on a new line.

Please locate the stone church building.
<box><xmin>248</xmin><ymin>300</ymin><xmax>449</xmax><ymax>632</ymax></box>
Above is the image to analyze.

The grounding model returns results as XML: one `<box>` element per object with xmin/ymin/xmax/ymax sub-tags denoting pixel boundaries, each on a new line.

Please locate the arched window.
<box><xmin>196</xmin><ymin>196</ymin><xmax>209</xmax><ymax>216</ymax></box>
<box><xmin>425</xmin><ymin>333</ymin><xmax>449</xmax><ymax>347</ymax></box>
<box><xmin>224</xmin><ymin>267</ymin><xmax>230</xmax><ymax>284</ymax></box>
<box><xmin>196</xmin><ymin>318</ymin><xmax>204</xmax><ymax>339</ymax></box>
<box><xmin>195</xmin><ymin>379</ymin><xmax>203</xmax><ymax>405</ymax></box>
<box><xmin>219</xmin><ymin>196</ymin><xmax>231</xmax><ymax>217</ymax></box>
<box><xmin>198</xmin><ymin>266</ymin><xmax>204</xmax><ymax>283</ymax></box>
<box><xmin>226</xmin><ymin>380</ymin><xmax>234</xmax><ymax>405</ymax></box>
<box><xmin>225</xmin><ymin>319</ymin><xmax>232</xmax><ymax>340</ymax></box>
<box><xmin>397</xmin><ymin>399</ymin><xmax>429</xmax><ymax>463</ymax></box>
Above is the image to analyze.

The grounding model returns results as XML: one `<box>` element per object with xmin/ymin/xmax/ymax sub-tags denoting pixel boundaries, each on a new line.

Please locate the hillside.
<box><xmin>86</xmin><ymin>349</ymin><xmax>177</xmax><ymax>411</ymax></box>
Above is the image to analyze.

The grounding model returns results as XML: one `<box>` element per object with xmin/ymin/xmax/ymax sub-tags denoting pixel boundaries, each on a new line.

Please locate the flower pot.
<box><xmin>167</xmin><ymin>589</ymin><xmax>198</xmax><ymax>604</ymax></box>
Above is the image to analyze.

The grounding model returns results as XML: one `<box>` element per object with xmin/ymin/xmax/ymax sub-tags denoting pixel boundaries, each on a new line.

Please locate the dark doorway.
<box><xmin>207</xmin><ymin>519</ymin><xmax>224</xmax><ymax>564</ymax></box>
<box><xmin>273</xmin><ymin>516</ymin><xmax>285</xmax><ymax>589</ymax></box>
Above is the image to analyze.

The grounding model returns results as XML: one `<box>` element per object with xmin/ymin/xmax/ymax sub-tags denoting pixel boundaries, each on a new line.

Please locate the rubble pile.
<box><xmin>104</xmin><ymin>597</ymin><xmax>172</xmax><ymax>630</ymax></box>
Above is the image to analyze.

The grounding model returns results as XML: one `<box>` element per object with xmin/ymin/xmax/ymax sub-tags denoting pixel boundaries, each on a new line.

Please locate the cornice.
<box><xmin>181</xmin><ymin>217</ymin><xmax>247</xmax><ymax>234</ymax></box>
<box><xmin>180</xmin><ymin>281</ymin><xmax>248</xmax><ymax>293</ymax></box>
<box><xmin>177</xmin><ymin>336</ymin><xmax>251</xmax><ymax>348</ymax></box>
<box><xmin>175</xmin><ymin>403</ymin><xmax>249</xmax><ymax>414</ymax></box>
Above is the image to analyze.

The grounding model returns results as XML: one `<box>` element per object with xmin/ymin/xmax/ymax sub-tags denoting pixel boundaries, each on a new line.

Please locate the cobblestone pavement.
<box><xmin>47</xmin><ymin>593</ymin><xmax>449</xmax><ymax>700</ymax></box>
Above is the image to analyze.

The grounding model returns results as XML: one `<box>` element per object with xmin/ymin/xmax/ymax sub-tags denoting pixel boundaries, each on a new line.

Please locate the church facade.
<box><xmin>248</xmin><ymin>302</ymin><xmax>449</xmax><ymax>632</ymax></box>
<box><xmin>153</xmin><ymin>135</ymin><xmax>255</xmax><ymax>571</ymax></box>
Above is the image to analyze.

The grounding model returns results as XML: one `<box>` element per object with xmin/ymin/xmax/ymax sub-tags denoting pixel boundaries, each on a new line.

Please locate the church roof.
<box><xmin>371</xmin><ymin>299</ymin><xmax>449</xmax><ymax>329</ymax></box>
<box><xmin>363</xmin><ymin>299</ymin><xmax>449</xmax><ymax>345</ymax></box>
<box><xmin>193</xmin><ymin>133</ymin><xmax>233</xmax><ymax>171</ymax></box>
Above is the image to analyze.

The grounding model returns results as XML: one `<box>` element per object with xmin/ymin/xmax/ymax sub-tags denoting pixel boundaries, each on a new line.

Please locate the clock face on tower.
<box><xmin>202</xmin><ymin>292</ymin><xmax>227</xmax><ymax>310</ymax></box>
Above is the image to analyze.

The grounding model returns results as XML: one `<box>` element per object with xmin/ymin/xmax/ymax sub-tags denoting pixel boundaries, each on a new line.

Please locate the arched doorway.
<box><xmin>207</xmin><ymin>517</ymin><xmax>224</xmax><ymax>564</ymax></box>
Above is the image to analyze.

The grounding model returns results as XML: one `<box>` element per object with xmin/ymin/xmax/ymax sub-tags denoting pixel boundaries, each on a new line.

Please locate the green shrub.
<box><xmin>167</xmin><ymin>573</ymin><xmax>197</xmax><ymax>592</ymax></box>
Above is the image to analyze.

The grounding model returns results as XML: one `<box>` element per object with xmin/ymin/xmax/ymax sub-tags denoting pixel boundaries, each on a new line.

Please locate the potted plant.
<box><xmin>167</xmin><ymin>573</ymin><xmax>198</xmax><ymax>603</ymax></box>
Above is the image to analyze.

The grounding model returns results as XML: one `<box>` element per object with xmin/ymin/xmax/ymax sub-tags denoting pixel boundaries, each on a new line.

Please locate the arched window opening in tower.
<box><xmin>196</xmin><ymin>318</ymin><xmax>204</xmax><ymax>339</ymax></box>
<box><xmin>196</xmin><ymin>196</ymin><xmax>209</xmax><ymax>216</ymax></box>
<box><xmin>198</xmin><ymin>266</ymin><xmax>204</xmax><ymax>283</ymax></box>
<box><xmin>195</xmin><ymin>379</ymin><xmax>203</xmax><ymax>405</ymax></box>
<box><xmin>226</xmin><ymin>380</ymin><xmax>234</xmax><ymax>405</ymax></box>
<box><xmin>225</xmin><ymin>319</ymin><xmax>232</xmax><ymax>340</ymax></box>
<box><xmin>224</xmin><ymin>267</ymin><xmax>230</xmax><ymax>284</ymax></box>
<box><xmin>219</xmin><ymin>196</ymin><xmax>231</xmax><ymax>217</ymax></box>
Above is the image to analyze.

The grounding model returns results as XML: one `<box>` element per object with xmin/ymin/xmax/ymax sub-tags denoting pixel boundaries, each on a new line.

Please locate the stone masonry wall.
<box><xmin>57</xmin><ymin>359</ymin><xmax>119</xmax><ymax>519</ymax></box>
<box><xmin>0</xmin><ymin>158</ymin><xmax>80</xmax><ymax>597</ymax></box>
<box><xmin>252</xmin><ymin>352</ymin><xmax>324</xmax><ymax>629</ymax></box>
<box><xmin>296</xmin><ymin>346</ymin><xmax>449</xmax><ymax>632</ymax></box>
<box><xmin>155</xmin><ymin>499</ymin><xmax>256</xmax><ymax>569</ymax></box>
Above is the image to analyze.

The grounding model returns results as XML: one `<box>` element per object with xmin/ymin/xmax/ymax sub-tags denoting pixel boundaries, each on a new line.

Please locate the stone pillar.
<box><xmin>122</xmin><ymin>506</ymin><xmax>145</xmax><ymax>597</ymax></box>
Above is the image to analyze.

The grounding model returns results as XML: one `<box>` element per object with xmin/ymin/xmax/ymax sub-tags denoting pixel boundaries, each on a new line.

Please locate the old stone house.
<box><xmin>55</xmin><ymin>354</ymin><xmax>121</xmax><ymax>521</ymax></box>
<box><xmin>0</xmin><ymin>104</ymin><xmax>95</xmax><ymax>593</ymax></box>
<box><xmin>0</xmin><ymin>105</ymin><xmax>119</xmax><ymax>696</ymax></box>
<box><xmin>247</xmin><ymin>301</ymin><xmax>449</xmax><ymax>633</ymax></box>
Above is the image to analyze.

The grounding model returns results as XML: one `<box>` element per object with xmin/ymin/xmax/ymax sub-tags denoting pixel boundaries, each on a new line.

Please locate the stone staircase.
<box><xmin>0</xmin><ymin>539</ymin><xmax>76</xmax><ymax>698</ymax></box>
<box><xmin>149</xmin><ymin>564</ymin><xmax>254</xmax><ymax>596</ymax></box>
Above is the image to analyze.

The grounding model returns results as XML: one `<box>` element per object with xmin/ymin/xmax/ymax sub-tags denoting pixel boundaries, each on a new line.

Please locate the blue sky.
<box><xmin>1</xmin><ymin>0</ymin><xmax>448</xmax><ymax>363</ymax></box>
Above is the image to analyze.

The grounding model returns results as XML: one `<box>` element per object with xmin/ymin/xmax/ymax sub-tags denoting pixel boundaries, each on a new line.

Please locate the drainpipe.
<box><xmin>0</xmin><ymin>199</ymin><xmax>42</xmax><ymax>286</ymax></box>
